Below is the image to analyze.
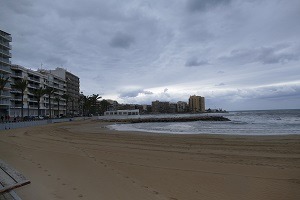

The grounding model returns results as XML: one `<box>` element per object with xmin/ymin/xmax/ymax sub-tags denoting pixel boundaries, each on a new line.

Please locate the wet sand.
<box><xmin>0</xmin><ymin>119</ymin><xmax>299</xmax><ymax>200</ymax></box>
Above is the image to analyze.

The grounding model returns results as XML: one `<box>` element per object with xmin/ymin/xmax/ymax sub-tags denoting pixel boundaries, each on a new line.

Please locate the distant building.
<box><xmin>189</xmin><ymin>95</ymin><xmax>205</xmax><ymax>113</ymax></box>
<box><xmin>177</xmin><ymin>101</ymin><xmax>188</xmax><ymax>113</ymax></box>
<box><xmin>104</xmin><ymin>109</ymin><xmax>139</xmax><ymax>116</ymax></box>
<box><xmin>152</xmin><ymin>100</ymin><xmax>170</xmax><ymax>113</ymax></box>
<box><xmin>169</xmin><ymin>103</ymin><xmax>177</xmax><ymax>113</ymax></box>
<box><xmin>0</xmin><ymin>30</ymin><xmax>12</xmax><ymax>116</ymax></box>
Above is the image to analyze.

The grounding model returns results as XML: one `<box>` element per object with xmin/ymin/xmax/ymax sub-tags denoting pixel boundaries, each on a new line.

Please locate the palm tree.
<box><xmin>88</xmin><ymin>94</ymin><xmax>101</xmax><ymax>115</ymax></box>
<box><xmin>32</xmin><ymin>87</ymin><xmax>46</xmax><ymax>118</ymax></box>
<box><xmin>62</xmin><ymin>94</ymin><xmax>70</xmax><ymax>116</ymax></box>
<box><xmin>0</xmin><ymin>76</ymin><xmax>9</xmax><ymax>105</ymax></box>
<box><xmin>13</xmin><ymin>80</ymin><xmax>28</xmax><ymax>119</ymax></box>
<box><xmin>0</xmin><ymin>75</ymin><xmax>9</xmax><ymax>95</ymax></box>
<box><xmin>44</xmin><ymin>87</ymin><xmax>57</xmax><ymax>118</ymax></box>
<box><xmin>54</xmin><ymin>96</ymin><xmax>60</xmax><ymax>118</ymax></box>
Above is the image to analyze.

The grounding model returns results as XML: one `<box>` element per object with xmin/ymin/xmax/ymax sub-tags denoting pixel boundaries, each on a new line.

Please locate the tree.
<box><xmin>100</xmin><ymin>100</ymin><xmax>110</xmax><ymax>114</ymax></box>
<box><xmin>62</xmin><ymin>94</ymin><xmax>70</xmax><ymax>116</ymax></box>
<box><xmin>54</xmin><ymin>96</ymin><xmax>61</xmax><ymax>118</ymax></box>
<box><xmin>44</xmin><ymin>87</ymin><xmax>57</xmax><ymax>118</ymax></box>
<box><xmin>32</xmin><ymin>87</ymin><xmax>46</xmax><ymax>118</ymax></box>
<box><xmin>0</xmin><ymin>75</ymin><xmax>9</xmax><ymax>95</ymax></box>
<box><xmin>88</xmin><ymin>94</ymin><xmax>101</xmax><ymax>115</ymax></box>
<box><xmin>13</xmin><ymin>79</ymin><xmax>28</xmax><ymax>119</ymax></box>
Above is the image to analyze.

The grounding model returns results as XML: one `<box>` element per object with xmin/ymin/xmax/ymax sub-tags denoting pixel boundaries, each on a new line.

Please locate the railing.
<box><xmin>0</xmin><ymin>33</ymin><xmax>12</xmax><ymax>41</ymax></box>
<box><xmin>0</xmin><ymin>49</ymin><xmax>11</xmax><ymax>57</ymax></box>
<box><xmin>0</xmin><ymin>100</ymin><xmax>10</xmax><ymax>105</ymax></box>
<box><xmin>28</xmin><ymin>76</ymin><xmax>40</xmax><ymax>82</ymax></box>
<box><xmin>27</xmin><ymin>84</ymin><xmax>39</xmax><ymax>89</ymax></box>
<box><xmin>0</xmin><ymin>57</ymin><xmax>11</xmax><ymax>65</ymax></box>
<box><xmin>0</xmin><ymin>41</ymin><xmax>12</xmax><ymax>49</ymax></box>
<box><xmin>0</xmin><ymin>64</ymin><xmax>11</xmax><ymax>72</ymax></box>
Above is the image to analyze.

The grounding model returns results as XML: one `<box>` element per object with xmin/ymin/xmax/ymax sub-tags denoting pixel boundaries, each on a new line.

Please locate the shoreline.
<box><xmin>1</xmin><ymin>120</ymin><xmax>299</xmax><ymax>200</ymax></box>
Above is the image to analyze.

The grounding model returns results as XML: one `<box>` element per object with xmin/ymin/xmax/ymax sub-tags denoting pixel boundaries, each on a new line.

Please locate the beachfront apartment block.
<box><xmin>0</xmin><ymin>30</ymin><xmax>12</xmax><ymax>117</ymax></box>
<box><xmin>189</xmin><ymin>95</ymin><xmax>205</xmax><ymax>113</ymax></box>
<box><xmin>10</xmin><ymin>65</ymin><xmax>67</xmax><ymax>117</ymax></box>
<box><xmin>49</xmin><ymin>68</ymin><xmax>80</xmax><ymax>115</ymax></box>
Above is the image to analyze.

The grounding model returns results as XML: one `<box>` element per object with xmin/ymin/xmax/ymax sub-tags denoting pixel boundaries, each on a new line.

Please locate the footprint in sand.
<box><xmin>78</xmin><ymin>194</ymin><xmax>83</xmax><ymax>198</ymax></box>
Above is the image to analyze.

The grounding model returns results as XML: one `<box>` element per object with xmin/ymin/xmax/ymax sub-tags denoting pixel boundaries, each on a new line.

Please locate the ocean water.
<box><xmin>107</xmin><ymin>109</ymin><xmax>300</xmax><ymax>135</ymax></box>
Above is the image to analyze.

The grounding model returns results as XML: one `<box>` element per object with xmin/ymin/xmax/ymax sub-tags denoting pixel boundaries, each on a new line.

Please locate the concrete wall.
<box><xmin>0</xmin><ymin>117</ymin><xmax>90</xmax><ymax>131</ymax></box>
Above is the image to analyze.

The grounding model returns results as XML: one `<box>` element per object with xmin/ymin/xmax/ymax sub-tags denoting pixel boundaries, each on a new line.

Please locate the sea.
<box><xmin>107</xmin><ymin>109</ymin><xmax>300</xmax><ymax>135</ymax></box>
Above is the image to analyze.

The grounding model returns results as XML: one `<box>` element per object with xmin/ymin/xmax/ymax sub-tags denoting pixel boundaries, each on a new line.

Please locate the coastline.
<box><xmin>0</xmin><ymin>120</ymin><xmax>299</xmax><ymax>200</ymax></box>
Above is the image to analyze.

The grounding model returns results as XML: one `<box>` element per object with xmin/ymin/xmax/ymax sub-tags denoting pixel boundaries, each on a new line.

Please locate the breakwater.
<box><xmin>98</xmin><ymin>115</ymin><xmax>230</xmax><ymax>123</ymax></box>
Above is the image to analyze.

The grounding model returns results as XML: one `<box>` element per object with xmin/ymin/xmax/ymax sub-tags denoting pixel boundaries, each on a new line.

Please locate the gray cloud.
<box><xmin>1</xmin><ymin>0</ymin><xmax>300</xmax><ymax>110</ymax></box>
<box><xmin>109</xmin><ymin>32</ymin><xmax>135</xmax><ymax>49</ymax></box>
<box><xmin>187</xmin><ymin>0</ymin><xmax>232</xmax><ymax>12</ymax></box>
<box><xmin>119</xmin><ymin>89</ymin><xmax>153</xmax><ymax>98</ymax></box>
<box><xmin>219</xmin><ymin>44</ymin><xmax>300</xmax><ymax>65</ymax></box>
<box><xmin>185</xmin><ymin>57</ymin><xmax>209</xmax><ymax>67</ymax></box>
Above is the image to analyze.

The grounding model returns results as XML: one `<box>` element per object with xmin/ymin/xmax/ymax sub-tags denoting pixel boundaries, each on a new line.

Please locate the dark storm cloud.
<box><xmin>187</xmin><ymin>0</ymin><xmax>232</xmax><ymax>12</ymax></box>
<box><xmin>109</xmin><ymin>32</ymin><xmax>135</xmax><ymax>49</ymax></box>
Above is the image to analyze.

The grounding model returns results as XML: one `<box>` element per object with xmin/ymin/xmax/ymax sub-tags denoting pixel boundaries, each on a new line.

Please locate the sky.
<box><xmin>1</xmin><ymin>0</ymin><xmax>300</xmax><ymax>111</ymax></box>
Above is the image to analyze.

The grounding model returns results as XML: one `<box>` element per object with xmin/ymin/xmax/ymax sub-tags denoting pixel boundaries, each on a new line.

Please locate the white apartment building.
<box><xmin>10</xmin><ymin>65</ymin><xmax>67</xmax><ymax>117</ymax></box>
<box><xmin>0</xmin><ymin>30</ymin><xmax>12</xmax><ymax>117</ymax></box>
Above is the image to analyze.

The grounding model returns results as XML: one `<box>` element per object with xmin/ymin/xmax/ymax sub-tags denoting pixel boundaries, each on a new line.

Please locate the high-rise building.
<box><xmin>49</xmin><ymin>68</ymin><xmax>80</xmax><ymax>115</ymax></box>
<box><xmin>189</xmin><ymin>95</ymin><xmax>205</xmax><ymax>113</ymax></box>
<box><xmin>0</xmin><ymin>30</ymin><xmax>12</xmax><ymax>116</ymax></box>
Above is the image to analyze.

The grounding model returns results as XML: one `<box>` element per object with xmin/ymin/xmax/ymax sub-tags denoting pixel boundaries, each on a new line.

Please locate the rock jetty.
<box><xmin>99</xmin><ymin>116</ymin><xmax>230</xmax><ymax>123</ymax></box>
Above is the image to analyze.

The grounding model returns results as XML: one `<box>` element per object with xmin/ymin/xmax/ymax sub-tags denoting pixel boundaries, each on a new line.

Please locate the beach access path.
<box><xmin>0</xmin><ymin>119</ymin><xmax>299</xmax><ymax>200</ymax></box>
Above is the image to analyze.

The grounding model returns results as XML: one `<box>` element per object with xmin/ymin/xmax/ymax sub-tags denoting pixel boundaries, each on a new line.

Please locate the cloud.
<box><xmin>215</xmin><ymin>83</ymin><xmax>226</xmax><ymax>86</ymax></box>
<box><xmin>187</xmin><ymin>0</ymin><xmax>232</xmax><ymax>12</ymax></box>
<box><xmin>109</xmin><ymin>32</ymin><xmax>135</xmax><ymax>49</ymax></box>
<box><xmin>164</xmin><ymin>88</ymin><xmax>168</xmax><ymax>93</ymax></box>
<box><xmin>219</xmin><ymin>44</ymin><xmax>300</xmax><ymax>65</ymax></box>
<box><xmin>119</xmin><ymin>89</ymin><xmax>153</xmax><ymax>98</ymax></box>
<box><xmin>185</xmin><ymin>57</ymin><xmax>209</xmax><ymax>67</ymax></box>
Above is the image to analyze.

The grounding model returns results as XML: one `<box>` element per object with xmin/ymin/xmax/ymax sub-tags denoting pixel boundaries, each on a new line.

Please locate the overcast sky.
<box><xmin>1</xmin><ymin>0</ymin><xmax>300</xmax><ymax>110</ymax></box>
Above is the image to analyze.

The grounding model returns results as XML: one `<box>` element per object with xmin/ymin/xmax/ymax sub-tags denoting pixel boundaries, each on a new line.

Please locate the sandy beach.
<box><xmin>0</xmin><ymin>119</ymin><xmax>299</xmax><ymax>200</ymax></box>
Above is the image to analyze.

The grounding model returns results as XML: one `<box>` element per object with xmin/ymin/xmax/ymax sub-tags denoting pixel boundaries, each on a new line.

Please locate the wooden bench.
<box><xmin>0</xmin><ymin>160</ymin><xmax>30</xmax><ymax>200</ymax></box>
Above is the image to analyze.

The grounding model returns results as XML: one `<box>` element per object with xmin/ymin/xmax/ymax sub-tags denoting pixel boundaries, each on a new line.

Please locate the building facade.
<box><xmin>49</xmin><ymin>68</ymin><xmax>80</xmax><ymax>115</ymax></box>
<box><xmin>152</xmin><ymin>100</ymin><xmax>170</xmax><ymax>113</ymax></box>
<box><xmin>10</xmin><ymin>65</ymin><xmax>67</xmax><ymax>117</ymax></box>
<box><xmin>177</xmin><ymin>101</ymin><xmax>188</xmax><ymax>113</ymax></box>
<box><xmin>188</xmin><ymin>95</ymin><xmax>205</xmax><ymax>113</ymax></box>
<box><xmin>0</xmin><ymin>30</ymin><xmax>12</xmax><ymax>117</ymax></box>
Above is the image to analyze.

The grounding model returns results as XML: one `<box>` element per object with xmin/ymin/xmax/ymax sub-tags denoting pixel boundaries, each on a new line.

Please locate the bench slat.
<box><xmin>0</xmin><ymin>160</ymin><xmax>30</xmax><ymax>194</ymax></box>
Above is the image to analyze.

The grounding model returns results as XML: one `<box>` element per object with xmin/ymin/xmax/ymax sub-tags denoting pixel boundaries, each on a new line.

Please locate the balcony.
<box><xmin>0</xmin><ymin>91</ymin><xmax>11</xmax><ymax>97</ymax></box>
<box><xmin>0</xmin><ymin>100</ymin><xmax>10</xmax><ymax>105</ymax></box>
<box><xmin>28</xmin><ymin>76</ymin><xmax>40</xmax><ymax>83</ymax></box>
<box><xmin>10</xmin><ymin>97</ymin><xmax>22</xmax><ymax>101</ymax></box>
<box><xmin>0</xmin><ymin>65</ymin><xmax>11</xmax><ymax>73</ymax></box>
<box><xmin>0</xmin><ymin>49</ymin><xmax>11</xmax><ymax>58</ymax></box>
<box><xmin>28</xmin><ymin>84</ymin><xmax>39</xmax><ymax>89</ymax></box>
<box><xmin>0</xmin><ymin>41</ymin><xmax>12</xmax><ymax>49</ymax></box>
<box><xmin>0</xmin><ymin>57</ymin><xmax>11</xmax><ymax>65</ymax></box>
<box><xmin>0</xmin><ymin>33</ymin><xmax>12</xmax><ymax>42</ymax></box>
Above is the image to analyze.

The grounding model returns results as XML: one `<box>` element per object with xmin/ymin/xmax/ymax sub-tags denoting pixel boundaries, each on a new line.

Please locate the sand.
<box><xmin>0</xmin><ymin>119</ymin><xmax>299</xmax><ymax>200</ymax></box>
